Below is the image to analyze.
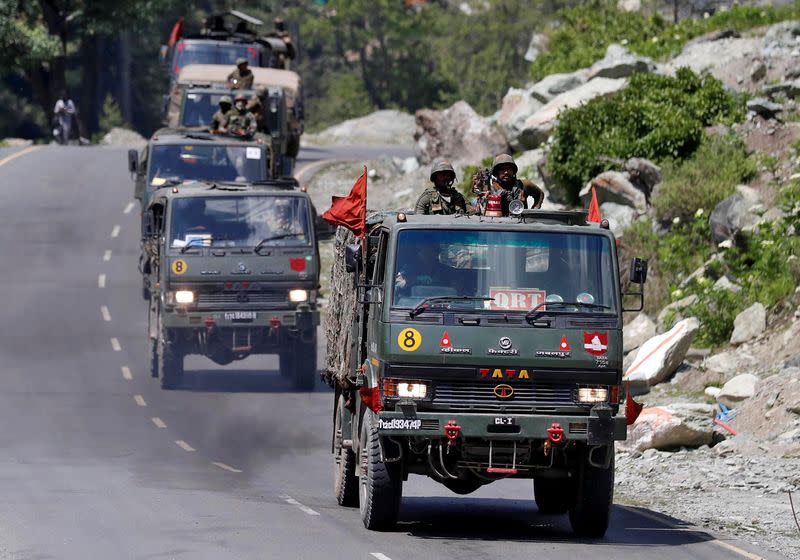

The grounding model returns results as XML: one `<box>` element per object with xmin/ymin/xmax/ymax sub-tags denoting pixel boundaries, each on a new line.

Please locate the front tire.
<box><xmin>291</xmin><ymin>335</ymin><xmax>317</xmax><ymax>392</ymax></box>
<box><xmin>159</xmin><ymin>333</ymin><xmax>184</xmax><ymax>390</ymax></box>
<box><xmin>568</xmin><ymin>445</ymin><xmax>614</xmax><ymax>538</ymax></box>
<box><xmin>359</xmin><ymin>410</ymin><xmax>402</xmax><ymax>530</ymax></box>
<box><xmin>333</xmin><ymin>394</ymin><xmax>358</xmax><ymax>507</ymax></box>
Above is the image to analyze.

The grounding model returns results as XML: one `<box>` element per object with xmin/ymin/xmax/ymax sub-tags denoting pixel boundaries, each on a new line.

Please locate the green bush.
<box><xmin>685</xmin><ymin>287</ymin><xmax>743</xmax><ymax>347</ymax></box>
<box><xmin>653</xmin><ymin>134</ymin><xmax>757</xmax><ymax>222</ymax></box>
<box><xmin>549</xmin><ymin>69</ymin><xmax>744</xmax><ymax>202</ymax></box>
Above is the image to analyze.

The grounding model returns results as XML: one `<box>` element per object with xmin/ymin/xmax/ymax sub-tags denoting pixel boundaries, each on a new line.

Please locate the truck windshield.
<box><xmin>181</xmin><ymin>91</ymin><xmax>254</xmax><ymax>128</ymax></box>
<box><xmin>172</xmin><ymin>42</ymin><xmax>261</xmax><ymax>79</ymax></box>
<box><xmin>169</xmin><ymin>195</ymin><xmax>311</xmax><ymax>249</ymax></box>
<box><xmin>148</xmin><ymin>144</ymin><xmax>266</xmax><ymax>185</ymax></box>
<box><xmin>391</xmin><ymin>229</ymin><xmax>617</xmax><ymax>314</ymax></box>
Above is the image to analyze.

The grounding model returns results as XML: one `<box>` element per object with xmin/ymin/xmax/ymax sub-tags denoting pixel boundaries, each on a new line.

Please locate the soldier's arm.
<box><xmin>522</xmin><ymin>179</ymin><xmax>545</xmax><ymax>209</ymax></box>
<box><xmin>414</xmin><ymin>192</ymin><xmax>430</xmax><ymax>215</ymax></box>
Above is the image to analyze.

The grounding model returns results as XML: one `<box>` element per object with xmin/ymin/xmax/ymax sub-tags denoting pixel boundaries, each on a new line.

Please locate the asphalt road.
<box><xmin>0</xmin><ymin>144</ymin><xmax>784</xmax><ymax>560</ymax></box>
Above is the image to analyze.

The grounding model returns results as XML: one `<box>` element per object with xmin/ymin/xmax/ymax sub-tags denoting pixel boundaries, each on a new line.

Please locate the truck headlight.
<box><xmin>289</xmin><ymin>289</ymin><xmax>308</xmax><ymax>302</ymax></box>
<box><xmin>174</xmin><ymin>290</ymin><xmax>195</xmax><ymax>304</ymax></box>
<box><xmin>383</xmin><ymin>378</ymin><xmax>428</xmax><ymax>399</ymax></box>
<box><xmin>577</xmin><ymin>387</ymin><xmax>608</xmax><ymax>403</ymax></box>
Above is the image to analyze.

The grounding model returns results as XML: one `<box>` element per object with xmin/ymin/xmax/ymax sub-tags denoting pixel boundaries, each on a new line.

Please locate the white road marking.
<box><xmin>623</xmin><ymin>506</ymin><xmax>766</xmax><ymax>560</ymax></box>
<box><xmin>121</xmin><ymin>366</ymin><xmax>132</xmax><ymax>380</ymax></box>
<box><xmin>110</xmin><ymin>337</ymin><xmax>121</xmax><ymax>351</ymax></box>
<box><xmin>111</xmin><ymin>225</ymin><xmax>120</xmax><ymax>238</ymax></box>
<box><xmin>123</xmin><ymin>202</ymin><xmax>135</xmax><ymax>214</ymax></box>
<box><xmin>175</xmin><ymin>440</ymin><xmax>195</xmax><ymax>452</ymax></box>
<box><xmin>103</xmin><ymin>250</ymin><xmax>112</xmax><ymax>261</ymax></box>
<box><xmin>98</xmin><ymin>273</ymin><xmax>106</xmax><ymax>288</ymax></box>
<box><xmin>280</xmin><ymin>495</ymin><xmax>320</xmax><ymax>516</ymax></box>
<box><xmin>0</xmin><ymin>146</ymin><xmax>40</xmax><ymax>168</ymax></box>
<box><xmin>151</xmin><ymin>417</ymin><xmax>167</xmax><ymax>429</ymax></box>
<box><xmin>212</xmin><ymin>462</ymin><xmax>243</xmax><ymax>473</ymax></box>
<box><xmin>100</xmin><ymin>305</ymin><xmax>111</xmax><ymax>322</ymax></box>
<box><xmin>133</xmin><ymin>394</ymin><xmax>147</xmax><ymax>407</ymax></box>
<box><xmin>294</xmin><ymin>158</ymin><xmax>339</xmax><ymax>185</ymax></box>
<box><xmin>370</xmin><ymin>554</ymin><xmax>393</xmax><ymax>560</ymax></box>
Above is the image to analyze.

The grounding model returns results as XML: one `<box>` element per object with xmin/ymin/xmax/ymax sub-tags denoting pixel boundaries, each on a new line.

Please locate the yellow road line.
<box><xmin>0</xmin><ymin>146</ymin><xmax>40</xmax><ymax>168</ymax></box>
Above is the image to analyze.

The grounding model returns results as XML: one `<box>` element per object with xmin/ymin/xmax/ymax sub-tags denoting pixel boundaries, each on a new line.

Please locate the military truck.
<box><xmin>142</xmin><ymin>180</ymin><xmax>324</xmax><ymax>390</ymax></box>
<box><xmin>325</xmin><ymin>210</ymin><xmax>647</xmax><ymax>536</ymax></box>
<box><xmin>164</xmin><ymin>64</ymin><xmax>304</xmax><ymax>161</ymax></box>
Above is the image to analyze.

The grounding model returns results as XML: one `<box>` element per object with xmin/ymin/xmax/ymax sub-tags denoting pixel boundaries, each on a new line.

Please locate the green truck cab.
<box><xmin>142</xmin><ymin>180</ymin><xmax>324</xmax><ymax>390</ymax></box>
<box><xmin>326</xmin><ymin>210</ymin><xmax>647</xmax><ymax>536</ymax></box>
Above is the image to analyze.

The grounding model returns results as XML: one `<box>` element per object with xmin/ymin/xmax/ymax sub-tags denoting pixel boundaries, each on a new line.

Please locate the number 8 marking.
<box><xmin>171</xmin><ymin>259</ymin><xmax>187</xmax><ymax>275</ymax></box>
<box><xmin>397</xmin><ymin>328</ymin><xmax>421</xmax><ymax>352</ymax></box>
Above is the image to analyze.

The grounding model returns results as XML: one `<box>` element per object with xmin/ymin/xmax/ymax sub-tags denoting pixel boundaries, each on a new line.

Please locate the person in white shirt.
<box><xmin>53</xmin><ymin>92</ymin><xmax>76</xmax><ymax>144</ymax></box>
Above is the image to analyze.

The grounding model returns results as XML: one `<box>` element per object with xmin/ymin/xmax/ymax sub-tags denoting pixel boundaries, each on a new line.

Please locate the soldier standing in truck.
<box><xmin>415</xmin><ymin>160</ymin><xmax>467</xmax><ymax>215</ymax></box>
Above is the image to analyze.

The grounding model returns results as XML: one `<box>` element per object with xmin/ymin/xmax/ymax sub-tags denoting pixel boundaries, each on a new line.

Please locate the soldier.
<box><xmin>225</xmin><ymin>94</ymin><xmax>258</xmax><ymax>137</ymax></box>
<box><xmin>471</xmin><ymin>154</ymin><xmax>545</xmax><ymax>215</ymax></box>
<box><xmin>415</xmin><ymin>160</ymin><xmax>468</xmax><ymax>215</ymax></box>
<box><xmin>209</xmin><ymin>95</ymin><xmax>232</xmax><ymax>134</ymax></box>
<box><xmin>246</xmin><ymin>92</ymin><xmax>266</xmax><ymax>133</ymax></box>
<box><xmin>227</xmin><ymin>58</ymin><xmax>254</xmax><ymax>90</ymax></box>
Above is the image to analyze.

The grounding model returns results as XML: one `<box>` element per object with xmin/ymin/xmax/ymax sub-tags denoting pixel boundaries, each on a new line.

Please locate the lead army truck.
<box><xmin>325</xmin><ymin>210</ymin><xmax>647</xmax><ymax>536</ymax></box>
<box><xmin>142</xmin><ymin>181</ymin><xmax>324</xmax><ymax>390</ymax></box>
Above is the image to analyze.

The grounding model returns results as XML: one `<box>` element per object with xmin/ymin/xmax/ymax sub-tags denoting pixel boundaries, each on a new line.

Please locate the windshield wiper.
<box><xmin>179</xmin><ymin>238</ymin><xmax>208</xmax><ymax>254</ymax></box>
<box><xmin>254</xmin><ymin>232</ymin><xmax>305</xmax><ymax>254</ymax></box>
<box><xmin>409</xmin><ymin>296</ymin><xmax>495</xmax><ymax>318</ymax></box>
<box><xmin>525</xmin><ymin>301</ymin><xmax>611</xmax><ymax>322</ymax></box>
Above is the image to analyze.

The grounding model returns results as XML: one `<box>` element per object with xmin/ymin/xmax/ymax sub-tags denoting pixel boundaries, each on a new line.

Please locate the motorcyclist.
<box><xmin>415</xmin><ymin>160</ymin><xmax>468</xmax><ymax>215</ymax></box>
<box><xmin>53</xmin><ymin>91</ymin><xmax>76</xmax><ymax>145</ymax></box>
<box><xmin>209</xmin><ymin>95</ymin><xmax>233</xmax><ymax>134</ymax></box>
<box><xmin>224</xmin><ymin>94</ymin><xmax>257</xmax><ymax>137</ymax></box>
<box><xmin>471</xmin><ymin>154</ymin><xmax>545</xmax><ymax>215</ymax></box>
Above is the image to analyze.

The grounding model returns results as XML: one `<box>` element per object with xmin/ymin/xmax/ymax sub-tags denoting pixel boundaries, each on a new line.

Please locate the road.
<box><xmin>0</xmin><ymin>144</ymin><xmax>783</xmax><ymax>559</ymax></box>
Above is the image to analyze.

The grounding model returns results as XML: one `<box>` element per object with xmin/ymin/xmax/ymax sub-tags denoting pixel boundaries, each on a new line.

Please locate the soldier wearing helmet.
<box><xmin>471</xmin><ymin>154</ymin><xmax>545</xmax><ymax>215</ymax></box>
<box><xmin>209</xmin><ymin>95</ymin><xmax>233</xmax><ymax>134</ymax></box>
<box><xmin>227</xmin><ymin>57</ymin><xmax>254</xmax><ymax>90</ymax></box>
<box><xmin>415</xmin><ymin>160</ymin><xmax>468</xmax><ymax>215</ymax></box>
<box><xmin>224</xmin><ymin>93</ymin><xmax>258</xmax><ymax>137</ymax></box>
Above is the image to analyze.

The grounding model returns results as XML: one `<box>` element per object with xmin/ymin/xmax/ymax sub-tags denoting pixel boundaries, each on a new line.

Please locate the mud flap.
<box><xmin>587</xmin><ymin>415</ymin><xmax>615</xmax><ymax>446</ymax></box>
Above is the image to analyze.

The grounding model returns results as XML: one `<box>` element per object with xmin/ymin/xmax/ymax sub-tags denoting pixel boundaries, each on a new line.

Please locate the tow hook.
<box><xmin>547</xmin><ymin>422</ymin><xmax>565</xmax><ymax>444</ymax></box>
<box><xmin>270</xmin><ymin>316</ymin><xmax>281</xmax><ymax>330</ymax></box>
<box><xmin>444</xmin><ymin>420</ymin><xmax>461</xmax><ymax>447</ymax></box>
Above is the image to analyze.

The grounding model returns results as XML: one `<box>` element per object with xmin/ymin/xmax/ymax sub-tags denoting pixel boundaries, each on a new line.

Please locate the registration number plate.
<box><xmin>224</xmin><ymin>311</ymin><xmax>257</xmax><ymax>322</ymax></box>
<box><xmin>494</xmin><ymin>416</ymin><xmax>515</xmax><ymax>426</ymax></box>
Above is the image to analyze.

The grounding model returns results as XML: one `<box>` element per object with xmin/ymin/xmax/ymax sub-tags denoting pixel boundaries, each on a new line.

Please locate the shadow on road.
<box><xmin>398</xmin><ymin>498</ymin><xmax>714</xmax><ymax>548</ymax></box>
<box><xmin>166</xmin><ymin>368</ymin><xmax>328</xmax><ymax>394</ymax></box>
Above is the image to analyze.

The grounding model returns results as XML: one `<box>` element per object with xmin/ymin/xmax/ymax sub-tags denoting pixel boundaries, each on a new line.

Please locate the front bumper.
<box><xmin>162</xmin><ymin>305</ymin><xmax>319</xmax><ymax>331</ymax></box>
<box><xmin>377</xmin><ymin>409</ymin><xmax>626</xmax><ymax>444</ymax></box>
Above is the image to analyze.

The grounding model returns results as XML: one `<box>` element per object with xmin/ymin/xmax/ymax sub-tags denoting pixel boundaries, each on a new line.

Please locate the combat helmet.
<box><xmin>491</xmin><ymin>154</ymin><xmax>517</xmax><ymax>176</ymax></box>
<box><xmin>236</xmin><ymin>57</ymin><xmax>248</xmax><ymax>66</ymax></box>
<box><xmin>429</xmin><ymin>159</ymin><xmax>456</xmax><ymax>182</ymax></box>
<box><xmin>219</xmin><ymin>95</ymin><xmax>233</xmax><ymax>106</ymax></box>
<box><xmin>234</xmin><ymin>93</ymin><xmax>248</xmax><ymax>103</ymax></box>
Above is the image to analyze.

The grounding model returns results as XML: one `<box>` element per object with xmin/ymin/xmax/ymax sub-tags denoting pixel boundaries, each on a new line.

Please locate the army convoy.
<box><xmin>324</xmin><ymin>210</ymin><xmax>647</xmax><ymax>536</ymax></box>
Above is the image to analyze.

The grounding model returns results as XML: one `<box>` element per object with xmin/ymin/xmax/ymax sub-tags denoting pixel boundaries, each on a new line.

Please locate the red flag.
<box><xmin>625</xmin><ymin>383</ymin><xmax>643</xmax><ymax>425</ymax></box>
<box><xmin>323</xmin><ymin>167</ymin><xmax>367</xmax><ymax>237</ymax></box>
<box><xmin>588</xmin><ymin>183</ymin><xmax>601</xmax><ymax>223</ymax></box>
<box><xmin>167</xmin><ymin>18</ymin><xmax>184</xmax><ymax>48</ymax></box>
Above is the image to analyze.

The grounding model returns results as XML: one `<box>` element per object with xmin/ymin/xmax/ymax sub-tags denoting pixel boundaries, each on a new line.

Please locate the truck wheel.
<box><xmin>534</xmin><ymin>477</ymin><xmax>571</xmax><ymax>514</ymax></box>
<box><xmin>333</xmin><ymin>395</ymin><xmax>358</xmax><ymax>507</ymax></box>
<box><xmin>291</xmin><ymin>336</ymin><xmax>317</xmax><ymax>392</ymax></box>
<box><xmin>278</xmin><ymin>352</ymin><xmax>294</xmax><ymax>379</ymax></box>
<box><xmin>149</xmin><ymin>338</ymin><xmax>159</xmax><ymax>378</ymax></box>
<box><xmin>159</xmin><ymin>336</ymin><xmax>184</xmax><ymax>390</ymax></box>
<box><xmin>568</xmin><ymin>446</ymin><xmax>614</xmax><ymax>538</ymax></box>
<box><xmin>359</xmin><ymin>410</ymin><xmax>402</xmax><ymax>530</ymax></box>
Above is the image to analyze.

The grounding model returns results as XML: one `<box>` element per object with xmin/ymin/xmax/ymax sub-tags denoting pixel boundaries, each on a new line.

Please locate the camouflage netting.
<box><xmin>323</xmin><ymin>226</ymin><xmax>359</xmax><ymax>387</ymax></box>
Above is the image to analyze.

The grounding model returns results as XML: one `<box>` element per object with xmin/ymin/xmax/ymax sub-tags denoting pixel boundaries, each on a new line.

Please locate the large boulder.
<box><xmin>624</xmin><ymin>312</ymin><xmax>657</xmax><ymax>354</ymax></box>
<box><xmin>101</xmin><ymin>127</ymin><xmax>146</xmax><ymax>149</ymax></box>
<box><xmin>717</xmin><ymin>373</ymin><xmax>760</xmax><ymax>408</ymax></box>
<box><xmin>579</xmin><ymin>171</ymin><xmax>647</xmax><ymax>213</ymax></box>
<box><xmin>414</xmin><ymin>101</ymin><xmax>508</xmax><ymax>165</ymax></box>
<box><xmin>497</xmin><ymin>88</ymin><xmax>544</xmax><ymax>148</ymax></box>
<box><xmin>709</xmin><ymin>186</ymin><xmax>762</xmax><ymax>244</ymax></box>
<box><xmin>524</xmin><ymin>33</ymin><xmax>547</xmax><ymax>63</ymax></box>
<box><xmin>763</xmin><ymin>80</ymin><xmax>800</xmax><ymax>99</ymax></box>
<box><xmin>703</xmin><ymin>349</ymin><xmax>757</xmax><ymax>378</ymax></box>
<box><xmin>514</xmin><ymin>77</ymin><xmax>628</xmax><ymax>150</ymax></box>
<box><xmin>625</xmin><ymin>317</ymin><xmax>699</xmax><ymax>386</ymax></box>
<box><xmin>729</xmin><ymin>302</ymin><xmax>767</xmax><ymax>345</ymax></box>
<box><xmin>621</xmin><ymin>403</ymin><xmax>716</xmax><ymax>452</ymax></box>
<box><xmin>600</xmin><ymin>202</ymin><xmax>637</xmax><ymax>237</ymax></box>
<box><xmin>624</xmin><ymin>158</ymin><xmax>661</xmax><ymax>199</ymax></box>
<box><xmin>587</xmin><ymin>44</ymin><xmax>656</xmax><ymax>80</ymax></box>
<box><xmin>656</xmin><ymin>294</ymin><xmax>698</xmax><ymax>333</ymax></box>
<box><xmin>529</xmin><ymin>71</ymin><xmax>588</xmax><ymax>103</ymax></box>
<box><xmin>305</xmin><ymin>110</ymin><xmax>415</xmax><ymax>146</ymax></box>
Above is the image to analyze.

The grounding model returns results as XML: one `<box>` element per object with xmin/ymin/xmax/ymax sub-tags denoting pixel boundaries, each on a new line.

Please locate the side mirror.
<box><xmin>142</xmin><ymin>211</ymin><xmax>155</xmax><ymax>238</ymax></box>
<box><xmin>345</xmin><ymin>243</ymin><xmax>362</xmax><ymax>274</ymax></box>
<box><xmin>629</xmin><ymin>258</ymin><xmax>648</xmax><ymax>284</ymax></box>
<box><xmin>315</xmin><ymin>215</ymin><xmax>335</xmax><ymax>240</ymax></box>
<box><xmin>128</xmin><ymin>149</ymin><xmax>139</xmax><ymax>173</ymax></box>
<box><xmin>159</xmin><ymin>45</ymin><xmax>169</xmax><ymax>64</ymax></box>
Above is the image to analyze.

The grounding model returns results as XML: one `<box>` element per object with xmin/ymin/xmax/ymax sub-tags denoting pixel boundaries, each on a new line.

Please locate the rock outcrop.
<box><xmin>622</xmin><ymin>403</ymin><xmax>716</xmax><ymax>452</ymax></box>
<box><xmin>730</xmin><ymin>303</ymin><xmax>767</xmax><ymax>345</ymax></box>
<box><xmin>415</xmin><ymin>101</ymin><xmax>508</xmax><ymax>164</ymax></box>
<box><xmin>625</xmin><ymin>317</ymin><xmax>699</xmax><ymax>386</ymax></box>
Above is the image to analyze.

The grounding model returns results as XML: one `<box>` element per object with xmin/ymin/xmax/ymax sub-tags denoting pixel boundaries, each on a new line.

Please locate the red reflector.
<box><xmin>359</xmin><ymin>386</ymin><xmax>382</xmax><ymax>413</ymax></box>
<box><xmin>242</xmin><ymin>281</ymin><xmax>250</xmax><ymax>289</ymax></box>
<box><xmin>270</xmin><ymin>316</ymin><xmax>281</xmax><ymax>329</ymax></box>
<box><xmin>487</xmin><ymin>467</ymin><xmax>518</xmax><ymax>475</ymax></box>
<box><xmin>174</xmin><ymin>64</ymin><xmax>181</xmax><ymax>75</ymax></box>
<box><xmin>225</xmin><ymin>282</ymin><xmax>233</xmax><ymax>289</ymax></box>
<box><xmin>290</xmin><ymin>258</ymin><xmax>306</xmax><ymax>272</ymax></box>
<box><xmin>247</xmin><ymin>47</ymin><xmax>257</xmax><ymax>58</ymax></box>
<box><xmin>176</xmin><ymin>42</ymin><xmax>185</xmax><ymax>52</ymax></box>
<box><xmin>204</xmin><ymin>317</ymin><xmax>216</xmax><ymax>328</ymax></box>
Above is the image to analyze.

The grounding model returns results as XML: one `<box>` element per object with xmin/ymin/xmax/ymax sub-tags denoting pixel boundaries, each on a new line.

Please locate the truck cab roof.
<box><xmin>149</xmin><ymin>127</ymin><xmax>266</xmax><ymax>147</ymax></box>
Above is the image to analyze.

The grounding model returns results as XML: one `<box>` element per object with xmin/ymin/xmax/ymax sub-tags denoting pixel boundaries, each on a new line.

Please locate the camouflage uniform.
<box><xmin>414</xmin><ymin>187</ymin><xmax>467</xmax><ymax>215</ymax></box>
<box><xmin>227</xmin><ymin>64</ymin><xmax>254</xmax><ymax>90</ymax></box>
<box><xmin>209</xmin><ymin>110</ymin><xmax>228</xmax><ymax>132</ymax></box>
<box><xmin>225</xmin><ymin>108</ymin><xmax>258</xmax><ymax>137</ymax></box>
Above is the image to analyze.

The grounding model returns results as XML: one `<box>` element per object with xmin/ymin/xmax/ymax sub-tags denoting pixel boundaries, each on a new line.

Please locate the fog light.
<box><xmin>174</xmin><ymin>290</ymin><xmax>194</xmax><ymax>304</ymax></box>
<box><xmin>289</xmin><ymin>289</ymin><xmax>308</xmax><ymax>303</ymax></box>
<box><xmin>397</xmin><ymin>382</ymin><xmax>428</xmax><ymax>399</ymax></box>
<box><xmin>578</xmin><ymin>387</ymin><xmax>608</xmax><ymax>403</ymax></box>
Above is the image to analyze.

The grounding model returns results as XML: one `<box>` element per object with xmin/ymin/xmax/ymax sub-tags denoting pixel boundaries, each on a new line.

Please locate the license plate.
<box><xmin>494</xmin><ymin>416</ymin><xmax>515</xmax><ymax>426</ymax></box>
<box><xmin>224</xmin><ymin>311</ymin><xmax>256</xmax><ymax>322</ymax></box>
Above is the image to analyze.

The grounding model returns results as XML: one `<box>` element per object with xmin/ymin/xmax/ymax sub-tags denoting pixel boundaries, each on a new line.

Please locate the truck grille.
<box><xmin>196</xmin><ymin>291</ymin><xmax>288</xmax><ymax>309</ymax></box>
<box><xmin>430</xmin><ymin>382</ymin><xmax>576</xmax><ymax>412</ymax></box>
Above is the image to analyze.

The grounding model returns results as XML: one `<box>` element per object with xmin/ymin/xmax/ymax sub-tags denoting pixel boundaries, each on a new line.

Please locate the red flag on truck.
<box><xmin>588</xmin><ymin>183</ymin><xmax>602</xmax><ymax>223</ymax></box>
<box><xmin>167</xmin><ymin>18</ymin><xmax>184</xmax><ymax>48</ymax></box>
<box><xmin>322</xmin><ymin>167</ymin><xmax>368</xmax><ymax>237</ymax></box>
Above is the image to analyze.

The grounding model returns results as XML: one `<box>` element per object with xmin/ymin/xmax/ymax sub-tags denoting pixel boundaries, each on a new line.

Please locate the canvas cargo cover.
<box><xmin>177</xmin><ymin>64</ymin><xmax>300</xmax><ymax>94</ymax></box>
